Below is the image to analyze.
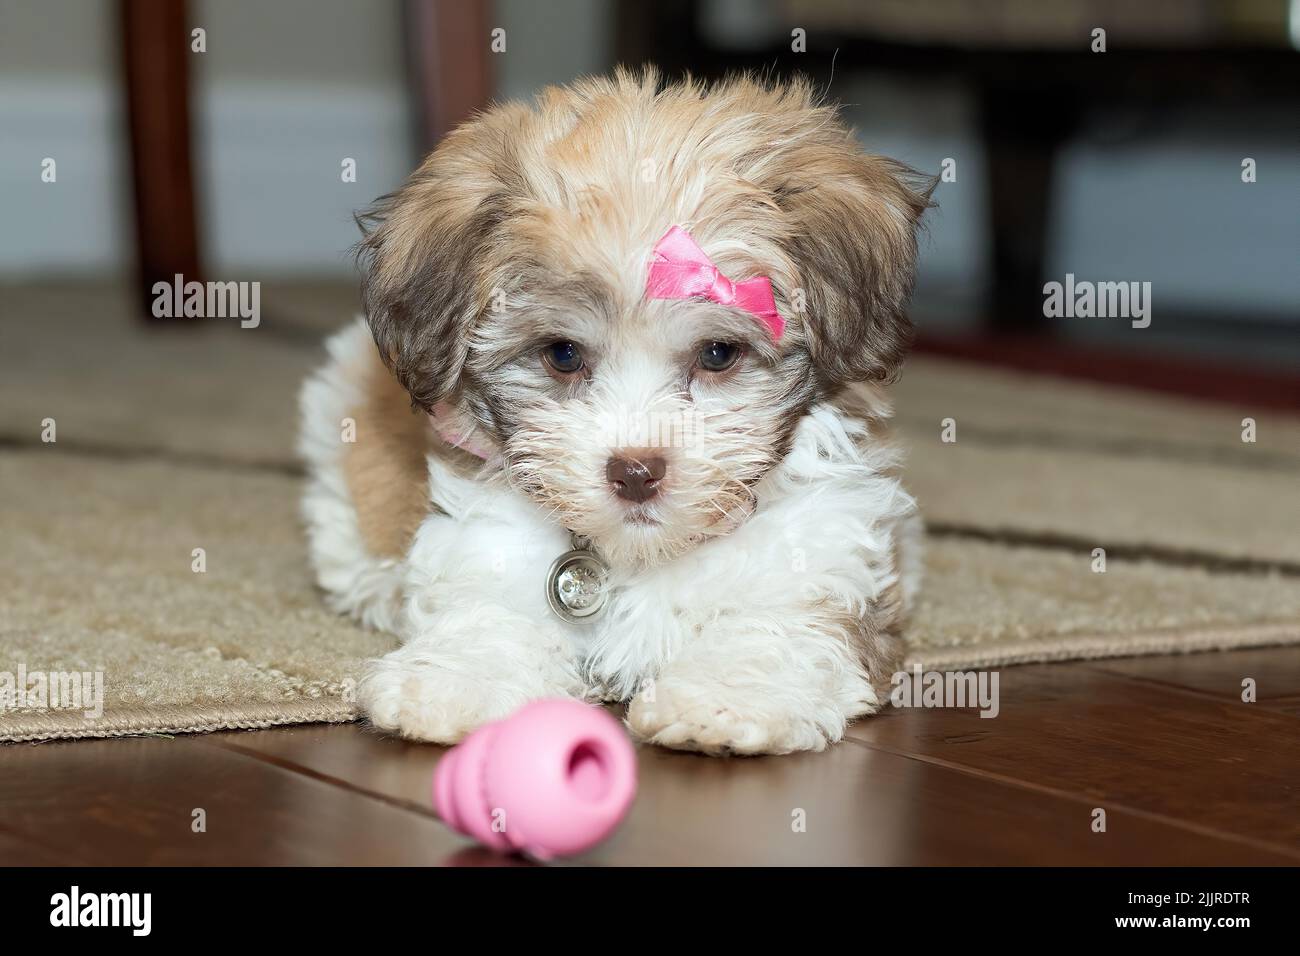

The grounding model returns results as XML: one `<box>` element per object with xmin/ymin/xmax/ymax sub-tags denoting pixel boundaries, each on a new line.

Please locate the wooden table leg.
<box><xmin>403</xmin><ymin>0</ymin><xmax>494</xmax><ymax>154</ymax></box>
<box><xmin>979</xmin><ymin>82</ymin><xmax>1077</xmax><ymax>335</ymax></box>
<box><xmin>120</xmin><ymin>0</ymin><xmax>201</xmax><ymax>321</ymax></box>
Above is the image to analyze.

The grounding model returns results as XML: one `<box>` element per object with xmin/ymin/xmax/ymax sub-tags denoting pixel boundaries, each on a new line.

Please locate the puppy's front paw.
<box><xmin>357</xmin><ymin>653</ymin><xmax>532</xmax><ymax>744</ymax></box>
<box><xmin>626</xmin><ymin>683</ymin><xmax>840</xmax><ymax>756</ymax></box>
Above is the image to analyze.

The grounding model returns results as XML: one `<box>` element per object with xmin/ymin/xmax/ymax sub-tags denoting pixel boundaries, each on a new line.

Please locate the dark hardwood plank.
<box><xmin>207</xmin><ymin>725</ymin><xmax>438</xmax><ymax>816</ymax></box>
<box><xmin>845</xmin><ymin>661</ymin><xmax>1300</xmax><ymax>853</ymax></box>
<box><xmin>7</xmin><ymin>656</ymin><xmax>1294</xmax><ymax>866</ymax></box>
<box><xmin>0</xmin><ymin>829</ymin><xmax>67</xmax><ymax>865</ymax></box>
<box><xmin>0</xmin><ymin>736</ymin><xmax>467</xmax><ymax>865</ymax></box>
<box><xmin>589</xmin><ymin>740</ymin><xmax>1293</xmax><ymax>866</ymax></box>
<box><xmin>1082</xmin><ymin>647</ymin><xmax>1300</xmax><ymax>710</ymax></box>
<box><xmin>205</xmin><ymin>723</ymin><xmax>1292</xmax><ymax>865</ymax></box>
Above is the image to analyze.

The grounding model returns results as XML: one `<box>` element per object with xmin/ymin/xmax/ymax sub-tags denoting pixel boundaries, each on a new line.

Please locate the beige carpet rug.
<box><xmin>3</xmin><ymin>282</ymin><xmax>1298</xmax><ymax>742</ymax></box>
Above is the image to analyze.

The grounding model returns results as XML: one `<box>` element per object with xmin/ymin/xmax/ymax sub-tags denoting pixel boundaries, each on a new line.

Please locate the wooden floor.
<box><xmin>2</xmin><ymin>647</ymin><xmax>1297</xmax><ymax>866</ymax></box>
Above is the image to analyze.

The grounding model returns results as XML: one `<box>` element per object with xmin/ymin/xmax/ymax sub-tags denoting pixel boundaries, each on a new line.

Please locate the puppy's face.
<box><xmin>360</xmin><ymin>71</ymin><xmax>930</xmax><ymax>568</ymax></box>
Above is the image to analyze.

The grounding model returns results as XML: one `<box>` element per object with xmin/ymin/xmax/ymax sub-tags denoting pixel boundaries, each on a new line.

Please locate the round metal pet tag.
<box><xmin>545</xmin><ymin>539</ymin><xmax>609</xmax><ymax>624</ymax></box>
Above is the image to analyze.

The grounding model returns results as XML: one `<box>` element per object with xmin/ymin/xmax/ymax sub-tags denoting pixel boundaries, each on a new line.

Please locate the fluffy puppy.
<box><xmin>299</xmin><ymin>69</ymin><xmax>931</xmax><ymax>754</ymax></box>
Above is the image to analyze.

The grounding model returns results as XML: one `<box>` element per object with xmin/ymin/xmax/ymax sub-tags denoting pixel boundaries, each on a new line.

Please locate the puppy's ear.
<box><xmin>772</xmin><ymin>150</ymin><xmax>933</xmax><ymax>387</ymax></box>
<box><xmin>356</xmin><ymin>117</ymin><xmax>516</xmax><ymax>411</ymax></box>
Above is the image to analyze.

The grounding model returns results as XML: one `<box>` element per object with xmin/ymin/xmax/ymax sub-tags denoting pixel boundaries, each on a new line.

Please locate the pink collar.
<box><xmin>430</xmin><ymin>402</ymin><xmax>495</xmax><ymax>460</ymax></box>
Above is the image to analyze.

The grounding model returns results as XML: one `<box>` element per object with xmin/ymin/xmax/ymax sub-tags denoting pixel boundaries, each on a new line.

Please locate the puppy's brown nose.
<box><xmin>606</xmin><ymin>454</ymin><xmax>667</xmax><ymax>503</ymax></box>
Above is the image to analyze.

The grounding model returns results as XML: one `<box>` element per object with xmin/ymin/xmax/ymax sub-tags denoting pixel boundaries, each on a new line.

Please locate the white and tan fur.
<box><xmin>299</xmin><ymin>70</ymin><xmax>931</xmax><ymax>754</ymax></box>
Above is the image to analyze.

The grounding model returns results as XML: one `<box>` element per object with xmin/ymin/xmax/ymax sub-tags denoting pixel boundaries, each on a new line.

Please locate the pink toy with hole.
<box><xmin>431</xmin><ymin>698</ymin><xmax>638</xmax><ymax>860</ymax></box>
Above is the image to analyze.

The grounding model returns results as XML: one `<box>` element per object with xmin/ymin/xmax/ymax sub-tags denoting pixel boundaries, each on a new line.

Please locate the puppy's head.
<box><xmin>359</xmin><ymin>70</ymin><xmax>931</xmax><ymax>568</ymax></box>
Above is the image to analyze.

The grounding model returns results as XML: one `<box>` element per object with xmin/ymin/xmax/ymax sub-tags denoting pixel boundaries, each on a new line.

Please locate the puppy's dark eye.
<box><xmin>542</xmin><ymin>341</ymin><xmax>584</xmax><ymax>374</ymax></box>
<box><xmin>697</xmin><ymin>342</ymin><xmax>742</xmax><ymax>373</ymax></box>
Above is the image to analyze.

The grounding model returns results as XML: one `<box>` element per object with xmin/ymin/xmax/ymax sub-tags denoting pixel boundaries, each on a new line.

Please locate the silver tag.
<box><xmin>545</xmin><ymin>536</ymin><xmax>609</xmax><ymax>624</ymax></box>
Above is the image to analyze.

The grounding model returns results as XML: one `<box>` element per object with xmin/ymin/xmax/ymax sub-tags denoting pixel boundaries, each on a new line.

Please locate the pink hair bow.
<box><xmin>645</xmin><ymin>226</ymin><xmax>785</xmax><ymax>340</ymax></box>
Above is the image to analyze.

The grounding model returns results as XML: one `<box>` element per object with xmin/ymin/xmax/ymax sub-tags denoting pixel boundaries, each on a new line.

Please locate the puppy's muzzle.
<box><xmin>606</xmin><ymin>453</ymin><xmax>667</xmax><ymax>503</ymax></box>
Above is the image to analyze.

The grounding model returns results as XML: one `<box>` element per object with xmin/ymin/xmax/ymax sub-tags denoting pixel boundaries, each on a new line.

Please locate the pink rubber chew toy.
<box><xmin>431</xmin><ymin>699</ymin><xmax>637</xmax><ymax>860</ymax></box>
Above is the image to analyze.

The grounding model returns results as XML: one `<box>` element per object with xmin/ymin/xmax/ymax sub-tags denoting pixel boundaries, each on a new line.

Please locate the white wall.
<box><xmin>1047</xmin><ymin>111</ymin><xmax>1300</xmax><ymax>318</ymax></box>
<box><xmin>838</xmin><ymin>75</ymin><xmax>1300</xmax><ymax>325</ymax></box>
<box><xmin>0</xmin><ymin>0</ymin><xmax>414</xmax><ymax>278</ymax></box>
<box><xmin>838</xmin><ymin>74</ymin><xmax>991</xmax><ymax>329</ymax></box>
<box><xmin>190</xmin><ymin>0</ymin><xmax>414</xmax><ymax>275</ymax></box>
<box><xmin>493</xmin><ymin>0</ymin><xmax>614</xmax><ymax>102</ymax></box>
<box><xmin>0</xmin><ymin>0</ymin><xmax>129</xmax><ymax>275</ymax></box>
<box><xmin>1</xmin><ymin>0</ymin><xmax>1297</xmax><ymax>325</ymax></box>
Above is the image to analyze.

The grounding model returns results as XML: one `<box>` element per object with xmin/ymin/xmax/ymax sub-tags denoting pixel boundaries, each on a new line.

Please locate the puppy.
<box><xmin>299</xmin><ymin>69</ymin><xmax>931</xmax><ymax>755</ymax></box>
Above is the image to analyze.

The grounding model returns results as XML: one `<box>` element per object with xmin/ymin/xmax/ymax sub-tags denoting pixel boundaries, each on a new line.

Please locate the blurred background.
<box><xmin>1</xmin><ymin>0</ymin><xmax>1297</xmax><ymax>404</ymax></box>
<box><xmin>3</xmin><ymin>4</ymin><xmax>1300</xmax><ymax>850</ymax></box>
